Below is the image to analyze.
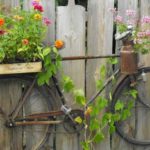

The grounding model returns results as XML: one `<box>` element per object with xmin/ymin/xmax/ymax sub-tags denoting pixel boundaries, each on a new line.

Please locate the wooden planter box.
<box><xmin>0</xmin><ymin>61</ymin><xmax>42</xmax><ymax>75</ymax></box>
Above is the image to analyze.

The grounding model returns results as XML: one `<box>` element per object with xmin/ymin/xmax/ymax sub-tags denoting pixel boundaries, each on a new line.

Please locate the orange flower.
<box><xmin>0</xmin><ymin>18</ymin><xmax>5</xmax><ymax>26</ymax></box>
<box><xmin>84</xmin><ymin>107</ymin><xmax>92</xmax><ymax>117</ymax></box>
<box><xmin>22</xmin><ymin>39</ymin><xmax>29</xmax><ymax>45</ymax></box>
<box><xmin>54</xmin><ymin>40</ymin><xmax>64</xmax><ymax>49</ymax></box>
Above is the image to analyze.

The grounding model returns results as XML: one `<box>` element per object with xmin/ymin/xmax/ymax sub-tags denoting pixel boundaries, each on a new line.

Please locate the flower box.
<box><xmin>0</xmin><ymin>61</ymin><xmax>42</xmax><ymax>75</ymax></box>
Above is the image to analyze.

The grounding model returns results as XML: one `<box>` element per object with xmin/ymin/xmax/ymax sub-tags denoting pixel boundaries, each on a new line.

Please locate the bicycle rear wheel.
<box><xmin>111</xmin><ymin>67</ymin><xmax>150</xmax><ymax>146</ymax></box>
<box><xmin>0</xmin><ymin>75</ymin><xmax>56</xmax><ymax>150</ymax></box>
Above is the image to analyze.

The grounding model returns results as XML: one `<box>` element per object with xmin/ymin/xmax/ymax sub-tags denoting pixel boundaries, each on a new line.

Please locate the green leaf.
<box><xmin>50</xmin><ymin>63</ymin><xmax>57</xmax><ymax>74</ymax></box>
<box><xmin>96</xmin><ymin>79</ymin><xmax>103</xmax><ymax>90</ymax></box>
<box><xmin>62</xmin><ymin>76</ymin><xmax>74</xmax><ymax>92</ymax></box>
<box><xmin>108</xmin><ymin>58</ymin><xmax>118</xmax><ymax>65</ymax></box>
<box><xmin>121</xmin><ymin>109</ymin><xmax>131</xmax><ymax>120</ymax></box>
<box><xmin>111</xmin><ymin>113</ymin><xmax>121</xmax><ymax>122</ymax></box>
<box><xmin>115</xmin><ymin>100</ymin><xmax>124</xmax><ymax>111</ymax></box>
<box><xmin>74</xmin><ymin>89</ymin><xmax>86</xmax><ymax>106</ymax></box>
<box><xmin>0</xmin><ymin>48</ymin><xmax>5</xmax><ymax>62</ymax></box>
<box><xmin>74</xmin><ymin>116</ymin><xmax>83</xmax><ymax>124</ymax></box>
<box><xmin>81</xmin><ymin>142</ymin><xmax>90</xmax><ymax>150</ymax></box>
<box><xmin>102</xmin><ymin>113</ymin><xmax>112</xmax><ymax>127</ymax></box>
<box><xmin>127</xmin><ymin>100</ymin><xmax>134</xmax><ymax>110</ymax></box>
<box><xmin>109</xmin><ymin>123</ymin><xmax>116</xmax><ymax>134</ymax></box>
<box><xmin>90</xmin><ymin>106</ymin><xmax>99</xmax><ymax>116</ymax></box>
<box><xmin>44</xmin><ymin>55</ymin><xmax>51</xmax><ymax>67</ymax></box>
<box><xmin>39</xmin><ymin>53</ymin><xmax>44</xmax><ymax>60</ymax></box>
<box><xmin>17</xmin><ymin>48</ymin><xmax>24</xmax><ymax>52</ymax></box>
<box><xmin>52</xmin><ymin>47</ymin><xmax>58</xmax><ymax>55</ymax></box>
<box><xmin>100</xmin><ymin>65</ymin><xmax>106</xmax><ymax>79</ymax></box>
<box><xmin>43</xmin><ymin>47</ymin><xmax>51</xmax><ymax>56</ymax></box>
<box><xmin>93</xmin><ymin>132</ymin><xmax>104</xmax><ymax>143</ymax></box>
<box><xmin>118</xmin><ymin>24</ymin><xmax>128</xmax><ymax>33</ymax></box>
<box><xmin>37</xmin><ymin>72</ymin><xmax>46</xmax><ymax>86</ymax></box>
<box><xmin>89</xmin><ymin>119</ymin><xmax>99</xmax><ymax>131</ymax></box>
<box><xmin>129</xmin><ymin>89</ymin><xmax>137</xmax><ymax>99</ymax></box>
<box><xmin>96</xmin><ymin>96</ymin><xmax>108</xmax><ymax>110</ymax></box>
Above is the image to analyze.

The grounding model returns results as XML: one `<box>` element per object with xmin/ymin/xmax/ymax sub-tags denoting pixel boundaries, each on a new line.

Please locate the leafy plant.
<box><xmin>61</xmin><ymin>58</ymin><xmax>137</xmax><ymax>150</ymax></box>
<box><xmin>0</xmin><ymin>0</ymin><xmax>63</xmax><ymax>85</ymax></box>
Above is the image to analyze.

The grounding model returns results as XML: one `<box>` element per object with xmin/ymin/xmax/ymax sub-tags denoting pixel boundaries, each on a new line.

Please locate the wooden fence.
<box><xmin>0</xmin><ymin>0</ymin><xmax>150</xmax><ymax>149</ymax></box>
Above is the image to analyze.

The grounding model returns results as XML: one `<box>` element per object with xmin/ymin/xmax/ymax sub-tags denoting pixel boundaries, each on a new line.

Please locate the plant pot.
<box><xmin>0</xmin><ymin>61</ymin><xmax>42</xmax><ymax>75</ymax></box>
<box><xmin>120</xmin><ymin>45</ymin><xmax>138</xmax><ymax>74</ymax></box>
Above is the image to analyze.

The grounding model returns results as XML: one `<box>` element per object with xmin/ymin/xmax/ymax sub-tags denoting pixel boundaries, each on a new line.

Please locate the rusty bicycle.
<box><xmin>0</xmin><ymin>28</ymin><xmax>150</xmax><ymax>149</ymax></box>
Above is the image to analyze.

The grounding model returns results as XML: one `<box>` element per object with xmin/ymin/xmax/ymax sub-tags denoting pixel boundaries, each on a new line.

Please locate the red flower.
<box><xmin>34</xmin><ymin>4</ymin><xmax>44</xmax><ymax>12</ymax></box>
<box><xmin>0</xmin><ymin>30</ymin><xmax>5</xmax><ymax>35</ymax></box>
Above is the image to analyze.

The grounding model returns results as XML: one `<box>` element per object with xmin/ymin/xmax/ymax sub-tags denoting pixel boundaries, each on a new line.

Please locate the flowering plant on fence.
<box><xmin>0</xmin><ymin>0</ymin><xmax>63</xmax><ymax>85</ymax></box>
<box><xmin>110</xmin><ymin>8</ymin><xmax>150</xmax><ymax>54</ymax></box>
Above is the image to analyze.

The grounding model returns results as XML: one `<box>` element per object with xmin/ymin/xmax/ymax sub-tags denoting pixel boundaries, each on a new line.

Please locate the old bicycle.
<box><xmin>0</xmin><ymin>29</ymin><xmax>150</xmax><ymax>149</ymax></box>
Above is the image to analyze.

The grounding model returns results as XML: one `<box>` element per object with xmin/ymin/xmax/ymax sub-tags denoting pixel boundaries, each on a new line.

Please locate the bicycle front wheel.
<box><xmin>111</xmin><ymin>67</ymin><xmax>150</xmax><ymax>146</ymax></box>
<box><xmin>0</xmin><ymin>75</ymin><xmax>56</xmax><ymax>150</ymax></box>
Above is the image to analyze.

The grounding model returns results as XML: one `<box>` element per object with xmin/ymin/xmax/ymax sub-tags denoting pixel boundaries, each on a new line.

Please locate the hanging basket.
<box><xmin>120</xmin><ymin>44</ymin><xmax>138</xmax><ymax>74</ymax></box>
<box><xmin>0</xmin><ymin>61</ymin><xmax>42</xmax><ymax>75</ymax></box>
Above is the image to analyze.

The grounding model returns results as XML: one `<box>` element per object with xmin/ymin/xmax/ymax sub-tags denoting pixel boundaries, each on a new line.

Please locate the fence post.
<box><xmin>86</xmin><ymin>0</ymin><xmax>114</xmax><ymax>149</ymax></box>
<box><xmin>56</xmin><ymin>0</ymin><xmax>86</xmax><ymax>149</ymax></box>
<box><xmin>112</xmin><ymin>0</ymin><xmax>139</xmax><ymax>150</ymax></box>
<box><xmin>135</xmin><ymin>1</ymin><xmax>150</xmax><ymax>150</ymax></box>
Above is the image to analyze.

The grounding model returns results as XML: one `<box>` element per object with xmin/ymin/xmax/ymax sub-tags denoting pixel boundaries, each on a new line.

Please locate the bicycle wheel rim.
<box><xmin>111</xmin><ymin>67</ymin><xmax>150</xmax><ymax>146</ymax></box>
<box><xmin>0</xmin><ymin>75</ymin><xmax>55</xmax><ymax>149</ymax></box>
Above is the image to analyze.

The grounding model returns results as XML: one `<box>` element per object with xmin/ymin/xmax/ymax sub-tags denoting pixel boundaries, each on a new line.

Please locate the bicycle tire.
<box><xmin>0</xmin><ymin>75</ymin><xmax>56</xmax><ymax>150</ymax></box>
<box><xmin>111</xmin><ymin>66</ymin><xmax>150</xmax><ymax>146</ymax></box>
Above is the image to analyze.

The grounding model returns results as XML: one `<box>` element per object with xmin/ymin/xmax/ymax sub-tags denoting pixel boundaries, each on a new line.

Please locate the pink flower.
<box><xmin>127</xmin><ymin>20</ymin><xmax>136</xmax><ymax>25</ymax></box>
<box><xmin>126</xmin><ymin>10</ymin><xmax>136</xmax><ymax>17</ymax></box>
<box><xmin>43</xmin><ymin>17</ymin><xmax>51</xmax><ymax>26</ymax></box>
<box><xmin>146</xmin><ymin>30</ymin><xmax>150</xmax><ymax>36</ymax></box>
<box><xmin>115</xmin><ymin>15</ymin><xmax>123</xmax><ymax>23</ymax></box>
<box><xmin>32</xmin><ymin>0</ymin><xmax>39</xmax><ymax>6</ymax></box>
<box><xmin>141</xmin><ymin>16</ymin><xmax>150</xmax><ymax>24</ymax></box>
<box><xmin>108</xmin><ymin>8</ymin><xmax>117</xmax><ymax>14</ymax></box>
<box><xmin>137</xmin><ymin>32</ymin><xmax>146</xmax><ymax>38</ymax></box>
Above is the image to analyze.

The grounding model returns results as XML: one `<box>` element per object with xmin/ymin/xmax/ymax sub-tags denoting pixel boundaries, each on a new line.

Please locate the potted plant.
<box><xmin>0</xmin><ymin>0</ymin><xmax>64</xmax><ymax>85</ymax></box>
<box><xmin>110</xmin><ymin>9</ymin><xmax>150</xmax><ymax>74</ymax></box>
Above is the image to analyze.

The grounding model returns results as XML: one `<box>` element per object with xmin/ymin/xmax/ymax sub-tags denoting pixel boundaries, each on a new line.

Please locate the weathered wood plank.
<box><xmin>136</xmin><ymin>1</ymin><xmax>150</xmax><ymax>150</ymax></box>
<box><xmin>57</xmin><ymin>0</ymin><xmax>86</xmax><ymax>112</ymax></box>
<box><xmin>0</xmin><ymin>1</ymin><xmax>22</xmax><ymax>149</ymax></box>
<box><xmin>0</xmin><ymin>80</ymin><xmax>22</xmax><ymax>149</ymax></box>
<box><xmin>42</xmin><ymin>0</ymin><xmax>56</xmax><ymax>44</ymax></box>
<box><xmin>0</xmin><ymin>0</ymin><xmax>20</xmax><ymax>9</ymax></box>
<box><xmin>23</xmin><ymin>0</ymin><xmax>33</xmax><ymax>10</ymax></box>
<box><xmin>56</xmin><ymin>0</ymin><xmax>86</xmax><ymax>149</ymax></box>
<box><xmin>0</xmin><ymin>62</ymin><xmax>42</xmax><ymax>74</ymax></box>
<box><xmin>112</xmin><ymin>0</ymin><xmax>139</xmax><ymax>150</ymax></box>
<box><xmin>23</xmin><ymin>88</ymin><xmax>53</xmax><ymax>149</ymax></box>
<box><xmin>86</xmin><ymin>0</ymin><xmax>114</xmax><ymax>150</ymax></box>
